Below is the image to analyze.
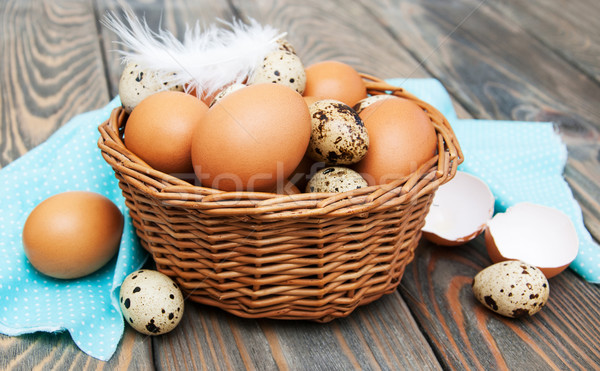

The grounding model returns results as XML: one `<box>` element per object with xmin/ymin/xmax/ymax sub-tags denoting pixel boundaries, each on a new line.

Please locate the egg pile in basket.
<box><xmin>98</xmin><ymin>33</ymin><xmax>462</xmax><ymax>322</ymax></box>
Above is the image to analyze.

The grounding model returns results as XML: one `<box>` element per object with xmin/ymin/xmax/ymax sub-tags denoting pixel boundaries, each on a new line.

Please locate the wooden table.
<box><xmin>2</xmin><ymin>0</ymin><xmax>599</xmax><ymax>369</ymax></box>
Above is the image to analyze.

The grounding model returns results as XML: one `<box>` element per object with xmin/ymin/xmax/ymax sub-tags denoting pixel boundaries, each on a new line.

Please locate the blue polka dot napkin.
<box><xmin>388</xmin><ymin>78</ymin><xmax>600</xmax><ymax>283</ymax></box>
<box><xmin>0</xmin><ymin>97</ymin><xmax>147</xmax><ymax>361</ymax></box>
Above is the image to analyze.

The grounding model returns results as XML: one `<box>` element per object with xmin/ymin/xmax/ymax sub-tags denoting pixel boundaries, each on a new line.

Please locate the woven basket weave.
<box><xmin>98</xmin><ymin>74</ymin><xmax>463</xmax><ymax>322</ymax></box>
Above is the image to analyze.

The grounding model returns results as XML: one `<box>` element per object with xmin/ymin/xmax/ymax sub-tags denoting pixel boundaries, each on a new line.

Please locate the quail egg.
<box><xmin>119</xmin><ymin>269</ymin><xmax>185</xmax><ymax>335</ymax></box>
<box><xmin>249</xmin><ymin>50</ymin><xmax>306</xmax><ymax>94</ymax></box>
<box><xmin>472</xmin><ymin>260</ymin><xmax>549</xmax><ymax>318</ymax></box>
<box><xmin>277</xmin><ymin>38</ymin><xmax>296</xmax><ymax>54</ymax></box>
<box><xmin>119</xmin><ymin>61</ymin><xmax>183</xmax><ymax>113</ymax></box>
<box><xmin>306</xmin><ymin>166</ymin><xmax>368</xmax><ymax>193</ymax></box>
<box><xmin>307</xmin><ymin>99</ymin><xmax>369</xmax><ymax>165</ymax></box>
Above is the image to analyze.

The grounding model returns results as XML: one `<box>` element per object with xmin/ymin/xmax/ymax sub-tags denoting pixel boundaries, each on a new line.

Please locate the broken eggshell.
<box><xmin>422</xmin><ymin>171</ymin><xmax>494</xmax><ymax>246</ymax></box>
<box><xmin>485</xmin><ymin>202</ymin><xmax>579</xmax><ymax>279</ymax></box>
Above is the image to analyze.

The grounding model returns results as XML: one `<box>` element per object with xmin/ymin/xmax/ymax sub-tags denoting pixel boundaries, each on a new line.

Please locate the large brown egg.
<box><xmin>22</xmin><ymin>191</ymin><xmax>124</xmax><ymax>279</ymax></box>
<box><xmin>354</xmin><ymin>98</ymin><xmax>437</xmax><ymax>185</ymax></box>
<box><xmin>303</xmin><ymin>61</ymin><xmax>367</xmax><ymax>107</ymax></box>
<box><xmin>191</xmin><ymin>83</ymin><xmax>311</xmax><ymax>192</ymax></box>
<box><xmin>124</xmin><ymin>91</ymin><xmax>208</xmax><ymax>175</ymax></box>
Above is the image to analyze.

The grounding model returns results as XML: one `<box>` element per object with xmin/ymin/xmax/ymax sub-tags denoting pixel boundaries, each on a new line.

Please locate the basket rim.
<box><xmin>98</xmin><ymin>74</ymin><xmax>463</xmax><ymax>219</ymax></box>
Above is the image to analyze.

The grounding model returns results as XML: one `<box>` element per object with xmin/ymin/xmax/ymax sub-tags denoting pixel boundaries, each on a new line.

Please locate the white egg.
<box><xmin>249</xmin><ymin>50</ymin><xmax>306</xmax><ymax>94</ymax></box>
<box><xmin>119</xmin><ymin>269</ymin><xmax>185</xmax><ymax>335</ymax></box>
<box><xmin>118</xmin><ymin>61</ymin><xmax>183</xmax><ymax>113</ymax></box>
<box><xmin>472</xmin><ymin>260</ymin><xmax>549</xmax><ymax>318</ymax></box>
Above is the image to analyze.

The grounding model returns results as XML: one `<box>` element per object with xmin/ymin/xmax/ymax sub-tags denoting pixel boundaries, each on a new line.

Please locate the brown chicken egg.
<box><xmin>124</xmin><ymin>91</ymin><xmax>208</xmax><ymax>176</ymax></box>
<box><xmin>303</xmin><ymin>61</ymin><xmax>367</xmax><ymax>107</ymax></box>
<box><xmin>191</xmin><ymin>83</ymin><xmax>311</xmax><ymax>192</ymax></box>
<box><xmin>22</xmin><ymin>191</ymin><xmax>124</xmax><ymax>279</ymax></box>
<box><xmin>354</xmin><ymin>98</ymin><xmax>437</xmax><ymax>185</ymax></box>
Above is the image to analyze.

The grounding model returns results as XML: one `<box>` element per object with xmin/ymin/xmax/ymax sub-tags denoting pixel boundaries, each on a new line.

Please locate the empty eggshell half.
<box><xmin>422</xmin><ymin>171</ymin><xmax>494</xmax><ymax>246</ymax></box>
<box><xmin>484</xmin><ymin>202</ymin><xmax>579</xmax><ymax>278</ymax></box>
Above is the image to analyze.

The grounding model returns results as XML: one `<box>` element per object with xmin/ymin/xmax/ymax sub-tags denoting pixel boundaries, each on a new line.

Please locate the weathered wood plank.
<box><xmin>0</xmin><ymin>0</ymin><xmax>153</xmax><ymax>368</ymax></box>
<box><xmin>360</xmin><ymin>0</ymin><xmax>600</xmax><ymax>131</ymax></box>
<box><xmin>0</xmin><ymin>0</ymin><xmax>110</xmax><ymax>168</ymax></box>
<box><xmin>230</xmin><ymin>0</ymin><xmax>429</xmax><ymax>78</ymax></box>
<box><xmin>154</xmin><ymin>292</ymin><xmax>442</xmax><ymax>370</ymax></box>
<box><xmin>400</xmin><ymin>239</ymin><xmax>600</xmax><ymax>370</ymax></box>
<box><xmin>0</xmin><ymin>328</ymin><xmax>153</xmax><ymax>369</ymax></box>
<box><xmin>491</xmin><ymin>0</ymin><xmax>600</xmax><ymax>83</ymax></box>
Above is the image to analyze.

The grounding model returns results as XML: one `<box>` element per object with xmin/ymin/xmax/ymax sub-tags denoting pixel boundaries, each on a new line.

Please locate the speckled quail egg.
<box><xmin>472</xmin><ymin>260</ymin><xmax>549</xmax><ymax>318</ymax></box>
<box><xmin>306</xmin><ymin>166</ymin><xmax>368</xmax><ymax>193</ymax></box>
<box><xmin>119</xmin><ymin>61</ymin><xmax>184</xmax><ymax>113</ymax></box>
<box><xmin>307</xmin><ymin>99</ymin><xmax>369</xmax><ymax>165</ymax></box>
<box><xmin>248</xmin><ymin>50</ymin><xmax>306</xmax><ymax>94</ymax></box>
<box><xmin>277</xmin><ymin>38</ymin><xmax>296</xmax><ymax>54</ymax></box>
<box><xmin>210</xmin><ymin>83</ymin><xmax>246</xmax><ymax>107</ymax></box>
<box><xmin>119</xmin><ymin>269</ymin><xmax>185</xmax><ymax>336</ymax></box>
<box><xmin>353</xmin><ymin>94</ymin><xmax>396</xmax><ymax>114</ymax></box>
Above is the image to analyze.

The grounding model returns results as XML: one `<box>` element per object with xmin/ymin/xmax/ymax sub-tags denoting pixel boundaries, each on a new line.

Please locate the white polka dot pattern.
<box><xmin>389</xmin><ymin>78</ymin><xmax>600</xmax><ymax>284</ymax></box>
<box><xmin>0</xmin><ymin>97</ymin><xmax>147</xmax><ymax>361</ymax></box>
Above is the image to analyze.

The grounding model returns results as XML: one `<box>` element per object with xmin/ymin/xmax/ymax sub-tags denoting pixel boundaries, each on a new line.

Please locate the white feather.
<box><xmin>102</xmin><ymin>11</ymin><xmax>284</xmax><ymax>97</ymax></box>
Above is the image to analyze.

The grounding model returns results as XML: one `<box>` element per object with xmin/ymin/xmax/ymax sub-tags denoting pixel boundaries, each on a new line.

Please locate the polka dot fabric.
<box><xmin>388</xmin><ymin>78</ymin><xmax>600</xmax><ymax>284</ymax></box>
<box><xmin>0</xmin><ymin>97</ymin><xmax>147</xmax><ymax>361</ymax></box>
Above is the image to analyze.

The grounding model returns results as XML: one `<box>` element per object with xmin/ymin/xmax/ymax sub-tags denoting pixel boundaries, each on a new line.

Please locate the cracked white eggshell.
<box><xmin>422</xmin><ymin>171</ymin><xmax>494</xmax><ymax>246</ymax></box>
<box><xmin>484</xmin><ymin>202</ymin><xmax>579</xmax><ymax>278</ymax></box>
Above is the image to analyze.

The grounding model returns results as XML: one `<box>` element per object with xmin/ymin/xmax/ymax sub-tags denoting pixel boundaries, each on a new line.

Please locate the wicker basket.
<box><xmin>98</xmin><ymin>74</ymin><xmax>463</xmax><ymax>322</ymax></box>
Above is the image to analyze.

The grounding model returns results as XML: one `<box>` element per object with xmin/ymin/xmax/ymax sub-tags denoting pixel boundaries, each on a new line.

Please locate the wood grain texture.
<box><xmin>0</xmin><ymin>0</ymin><xmax>152</xmax><ymax>367</ymax></box>
<box><xmin>0</xmin><ymin>328</ymin><xmax>152</xmax><ymax>370</ymax></box>
<box><xmin>153</xmin><ymin>293</ymin><xmax>441</xmax><ymax>370</ymax></box>
<box><xmin>491</xmin><ymin>0</ymin><xmax>600</xmax><ymax>83</ymax></box>
<box><xmin>230</xmin><ymin>0</ymin><xmax>428</xmax><ymax>79</ymax></box>
<box><xmin>0</xmin><ymin>0</ymin><xmax>110</xmax><ymax>168</ymax></box>
<box><xmin>400</xmin><ymin>238</ymin><xmax>600</xmax><ymax>370</ymax></box>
